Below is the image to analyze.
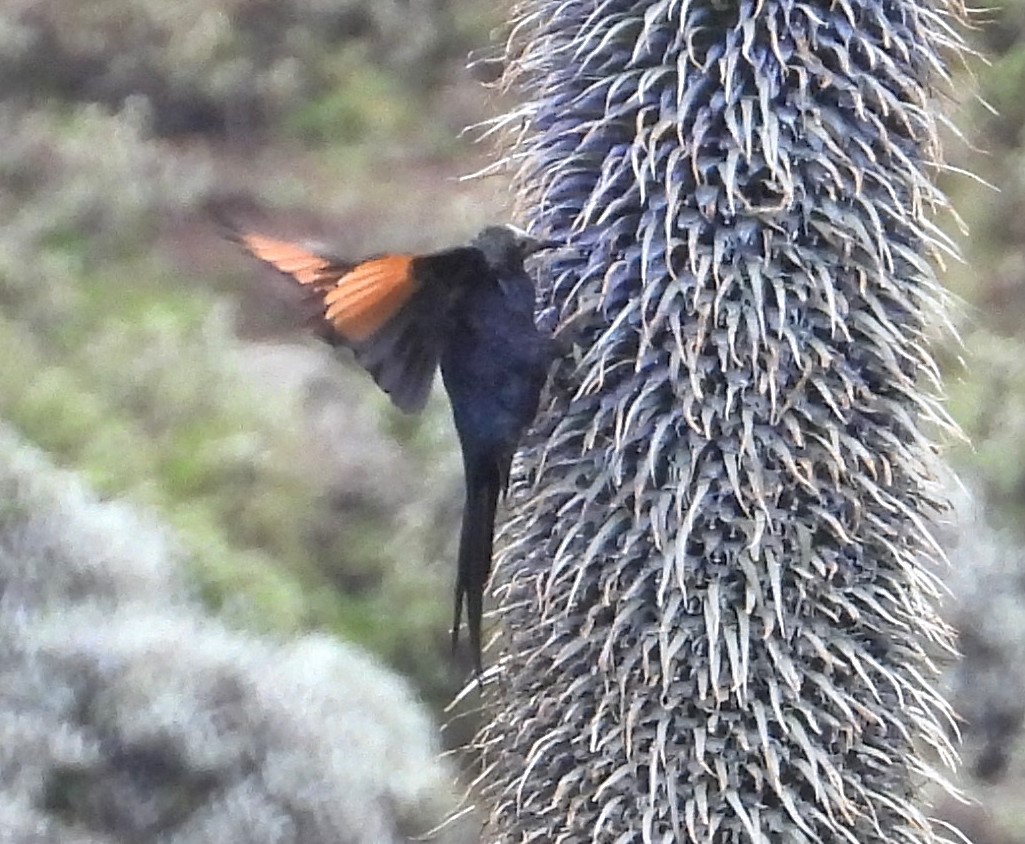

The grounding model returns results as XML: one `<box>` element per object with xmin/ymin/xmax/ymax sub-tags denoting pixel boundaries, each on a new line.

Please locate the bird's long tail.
<box><xmin>452</xmin><ymin>455</ymin><xmax>504</xmax><ymax>674</ymax></box>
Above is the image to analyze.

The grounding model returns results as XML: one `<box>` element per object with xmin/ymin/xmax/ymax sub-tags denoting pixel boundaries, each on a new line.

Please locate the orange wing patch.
<box><xmin>234</xmin><ymin>231</ymin><xmax>418</xmax><ymax>343</ymax></box>
<box><xmin>322</xmin><ymin>255</ymin><xmax>416</xmax><ymax>343</ymax></box>
<box><xmin>235</xmin><ymin>233</ymin><xmax>341</xmax><ymax>288</ymax></box>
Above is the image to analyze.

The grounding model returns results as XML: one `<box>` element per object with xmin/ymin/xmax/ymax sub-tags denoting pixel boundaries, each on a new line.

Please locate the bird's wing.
<box><xmin>230</xmin><ymin>230</ymin><xmax>445</xmax><ymax>413</ymax></box>
<box><xmin>231</xmin><ymin>232</ymin><xmax>419</xmax><ymax>342</ymax></box>
<box><xmin>350</xmin><ymin>286</ymin><xmax>445</xmax><ymax>413</ymax></box>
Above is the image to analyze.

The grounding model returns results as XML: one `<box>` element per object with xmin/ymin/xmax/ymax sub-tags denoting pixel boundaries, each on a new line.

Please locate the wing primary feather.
<box><xmin>228</xmin><ymin>227</ymin><xmax>418</xmax><ymax>344</ymax></box>
<box><xmin>229</xmin><ymin>227</ymin><xmax>446</xmax><ymax>412</ymax></box>
<box><xmin>321</xmin><ymin>256</ymin><xmax>418</xmax><ymax>342</ymax></box>
<box><xmin>235</xmin><ymin>234</ymin><xmax>342</xmax><ymax>287</ymax></box>
<box><xmin>350</xmin><ymin>286</ymin><xmax>444</xmax><ymax>413</ymax></box>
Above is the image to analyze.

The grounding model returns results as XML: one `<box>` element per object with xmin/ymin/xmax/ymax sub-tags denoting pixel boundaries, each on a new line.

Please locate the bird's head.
<box><xmin>472</xmin><ymin>224</ymin><xmax>561</xmax><ymax>271</ymax></box>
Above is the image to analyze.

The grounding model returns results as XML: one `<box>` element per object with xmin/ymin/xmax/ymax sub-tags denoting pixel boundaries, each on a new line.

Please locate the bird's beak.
<box><xmin>524</xmin><ymin>237</ymin><xmax>563</xmax><ymax>256</ymax></box>
<box><xmin>519</xmin><ymin>233</ymin><xmax>565</xmax><ymax>257</ymax></box>
<box><xmin>504</xmin><ymin>224</ymin><xmax>565</xmax><ymax>256</ymax></box>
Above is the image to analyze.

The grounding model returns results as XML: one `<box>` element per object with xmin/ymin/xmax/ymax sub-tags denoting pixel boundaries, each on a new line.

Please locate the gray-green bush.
<box><xmin>0</xmin><ymin>424</ymin><xmax>468</xmax><ymax>843</ymax></box>
<box><xmin>0</xmin><ymin>0</ymin><xmax>477</xmax><ymax>138</ymax></box>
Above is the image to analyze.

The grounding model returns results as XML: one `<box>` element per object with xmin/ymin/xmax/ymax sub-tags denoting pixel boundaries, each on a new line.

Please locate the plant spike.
<box><xmin>473</xmin><ymin>0</ymin><xmax>970</xmax><ymax>840</ymax></box>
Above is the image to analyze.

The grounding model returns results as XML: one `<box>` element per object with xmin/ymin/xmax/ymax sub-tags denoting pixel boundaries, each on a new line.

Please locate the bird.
<box><xmin>227</xmin><ymin>222</ymin><xmax>558</xmax><ymax>673</ymax></box>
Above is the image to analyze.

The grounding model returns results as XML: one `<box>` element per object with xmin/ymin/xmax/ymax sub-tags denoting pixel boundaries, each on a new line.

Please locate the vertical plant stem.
<box><xmin>475</xmin><ymin>0</ymin><xmax>969</xmax><ymax>840</ymax></box>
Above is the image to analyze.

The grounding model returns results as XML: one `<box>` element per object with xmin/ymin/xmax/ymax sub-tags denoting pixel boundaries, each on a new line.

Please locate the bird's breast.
<box><xmin>439</xmin><ymin>285</ymin><xmax>548</xmax><ymax>453</ymax></box>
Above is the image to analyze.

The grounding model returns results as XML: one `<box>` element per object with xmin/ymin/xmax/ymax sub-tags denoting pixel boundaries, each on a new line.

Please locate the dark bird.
<box><xmin>228</xmin><ymin>223</ymin><xmax>557</xmax><ymax>673</ymax></box>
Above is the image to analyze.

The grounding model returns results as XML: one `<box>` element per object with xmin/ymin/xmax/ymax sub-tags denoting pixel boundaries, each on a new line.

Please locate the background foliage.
<box><xmin>0</xmin><ymin>0</ymin><xmax>1024</xmax><ymax>839</ymax></box>
<box><xmin>0</xmin><ymin>424</ymin><xmax>470</xmax><ymax>842</ymax></box>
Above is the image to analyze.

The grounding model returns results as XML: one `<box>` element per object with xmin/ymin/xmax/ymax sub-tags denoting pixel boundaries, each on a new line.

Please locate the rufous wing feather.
<box><xmin>233</xmin><ymin>233</ymin><xmax>349</xmax><ymax>289</ymax></box>
<box><xmin>321</xmin><ymin>255</ymin><xmax>418</xmax><ymax>343</ymax></box>
<box><xmin>231</xmin><ymin>229</ymin><xmax>443</xmax><ymax>413</ymax></box>
<box><xmin>232</xmin><ymin>232</ymin><xmax>418</xmax><ymax>344</ymax></box>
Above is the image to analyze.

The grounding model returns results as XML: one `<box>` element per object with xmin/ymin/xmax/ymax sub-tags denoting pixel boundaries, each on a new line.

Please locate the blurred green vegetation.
<box><xmin>0</xmin><ymin>0</ymin><xmax>508</xmax><ymax>716</ymax></box>
<box><xmin>917</xmin><ymin>2</ymin><xmax>1025</xmax><ymax>839</ymax></box>
<box><xmin>943</xmin><ymin>1</ymin><xmax>1025</xmax><ymax>523</ymax></box>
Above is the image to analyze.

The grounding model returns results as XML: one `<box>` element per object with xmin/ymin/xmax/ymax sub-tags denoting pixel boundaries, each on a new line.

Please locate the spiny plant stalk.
<box><xmin>473</xmin><ymin>0</ymin><xmax>969</xmax><ymax>840</ymax></box>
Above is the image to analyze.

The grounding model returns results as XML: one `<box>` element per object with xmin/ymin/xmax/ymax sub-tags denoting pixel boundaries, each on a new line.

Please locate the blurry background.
<box><xmin>0</xmin><ymin>0</ymin><xmax>1024</xmax><ymax>840</ymax></box>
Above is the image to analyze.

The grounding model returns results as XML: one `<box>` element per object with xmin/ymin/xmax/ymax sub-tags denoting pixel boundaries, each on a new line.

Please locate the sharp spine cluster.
<box><xmin>473</xmin><ymin>0</ymin><xmax>969</xmax><ymax>840</ymax></box>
